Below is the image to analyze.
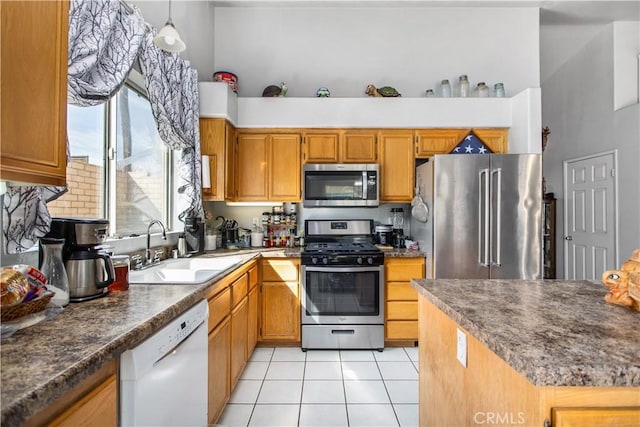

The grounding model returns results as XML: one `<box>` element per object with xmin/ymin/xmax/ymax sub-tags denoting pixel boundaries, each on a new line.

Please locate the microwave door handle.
<box><xmin>362</xmin><ymin>171</ymin><xmax>368</xmax><ymax>200</ymax></box>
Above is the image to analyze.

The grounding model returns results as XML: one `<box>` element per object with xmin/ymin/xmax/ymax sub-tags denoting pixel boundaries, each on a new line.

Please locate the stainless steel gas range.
<box><xmin>300</xmin><ymin>219</ymin><xmax>384</xmax><ymax>351</ymax></box>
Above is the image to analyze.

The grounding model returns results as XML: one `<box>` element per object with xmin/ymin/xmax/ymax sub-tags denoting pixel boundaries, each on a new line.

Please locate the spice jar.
<box><xmin>108</xmin><ymin>255</ymin><xmax>130</xmax><ymax>292</ymax></box>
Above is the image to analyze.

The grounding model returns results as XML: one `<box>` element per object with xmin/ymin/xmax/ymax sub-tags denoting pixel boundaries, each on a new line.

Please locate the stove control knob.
<box><xmin>357</xmin><ymin>257</ymin><xmax>364</xmax><ymax>265</ymax></box>
<box><xmin>312</xmin><ymin>257</ymin><xmax>318</xmax><ymax>265</ymax></box>
<box><xmin>367</xmin><ymin>257</ymin><xmax>374</xmax><ymax>265</ymax></box>
<box><xmin>322</xmin><ymin>257</ymin><xmax>329</xmax><ymax>265</ymax></box>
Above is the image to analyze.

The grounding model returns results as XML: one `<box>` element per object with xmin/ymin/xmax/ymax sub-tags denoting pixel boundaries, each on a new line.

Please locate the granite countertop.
<box><xmin>1</xmin><ymin>252</ymin><xmax>264</xmax><ymax>426</ymax></box>
<box><xmin>412</xmin><ymin>279</ymin><xmax>640</xmax><ymax>387</ymax></box>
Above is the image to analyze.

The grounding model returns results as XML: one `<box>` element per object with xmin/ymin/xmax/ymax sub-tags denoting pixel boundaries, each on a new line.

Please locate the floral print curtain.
<box><xmin>3</xmin><ymin>0</ymin><xmax>204</xmax><ymax>252</ymax></box>
<box><xmin>138</xmin><ymin>29</ymin><xmax>203</xmax><ymax>221</ymax></box>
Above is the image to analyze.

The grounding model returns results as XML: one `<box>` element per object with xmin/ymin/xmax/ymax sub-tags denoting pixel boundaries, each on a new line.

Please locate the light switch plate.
<box><xmin>456</xmin><ymin>328</ymin><xmax>467</xmax><ymax>367</ymax></box>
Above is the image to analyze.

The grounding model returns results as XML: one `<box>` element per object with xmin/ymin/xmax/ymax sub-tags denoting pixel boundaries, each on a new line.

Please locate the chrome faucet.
<box><xmin>146</xmin><ymin>219</ymin><xmax>167</xmax><ymax>265</ymax></box>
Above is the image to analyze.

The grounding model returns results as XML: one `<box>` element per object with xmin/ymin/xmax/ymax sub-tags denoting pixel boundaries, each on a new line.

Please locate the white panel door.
<box><xmin>563</xmin><ymin>151</ymin><xmax>617</xmax><ymax>280</ymax></box>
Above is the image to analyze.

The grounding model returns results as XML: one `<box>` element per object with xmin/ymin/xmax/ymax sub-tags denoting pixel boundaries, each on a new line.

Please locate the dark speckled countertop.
<box><xmin>1</xmin><ymin>246</ymin><xmax>415</xmax><ymax>425</ymax></box>
<box><xmin>0</xmin><ymin>250</ymin><xmax>277</xmax><ymax>426</ymax></box>
<box><xmin>411</xmin><ymin>279</ymin><xmax>640</xmax><ymax>387</ymax></box>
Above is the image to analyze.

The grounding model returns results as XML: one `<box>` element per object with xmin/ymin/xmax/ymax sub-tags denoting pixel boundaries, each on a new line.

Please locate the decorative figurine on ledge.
<box><xmin>316</xmin><ymin>87</ymin><xmax>330</xmax><ymax>97</ymax></box>
<box><xmin>365</xmin><ymin>84</ymin><xmax>401</xmax><ymax>97</ymax></box>
<box><xmin>602</xmin><ymin>249</ymin><xmax>640</xmax><ymax>311</ymax></box>
<box><xmin>262</xmin><ymin>82</ymin><xmax>288</xmax><ymax>97</ymax></box>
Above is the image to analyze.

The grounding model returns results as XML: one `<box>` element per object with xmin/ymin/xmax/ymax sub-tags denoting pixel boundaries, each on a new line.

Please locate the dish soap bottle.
<box><xmin>40</xmin><ymin>238</ymin><xmax>70</xmax><ymax>306</ymax></box>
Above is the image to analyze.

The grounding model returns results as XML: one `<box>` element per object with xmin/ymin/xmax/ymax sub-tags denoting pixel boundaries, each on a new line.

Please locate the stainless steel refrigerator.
<box><xmin>411</xmin><ymin>154</ymin><xmax>542</xmax><ymax>279</ymax></box>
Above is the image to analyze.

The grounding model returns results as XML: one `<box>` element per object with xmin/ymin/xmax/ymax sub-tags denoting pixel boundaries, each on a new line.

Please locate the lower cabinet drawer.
<box><xmin>208</xmin><ymin>287</ymin><xmax>231</xmax><ymax>332</ymax></box>
<box><xmin>386</xmin><ymin>321</ymin><xmax>418</xmax><ymax>340</ymax></box>
<box><xmin>387</xmin><ymin>282</ymin><xmax>418</xmax><ymax>301</ymax></box>
<box><xmin>386</xmin><ymin>301</ymin><xmax>418</xmax><ymax>320</ymax></box>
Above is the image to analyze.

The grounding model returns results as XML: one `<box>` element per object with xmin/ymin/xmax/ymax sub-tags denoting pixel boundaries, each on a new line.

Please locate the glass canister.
<box><xmin>458</xmin><ymin>75</ymin><xmax>469</xmax><ymax>97</ymax></box>
<box><xmin>39</xmin><ymin>238</ymin><xmax>70</xmax><ymax>306</ymax></box>
<box><xmin>108</xmin><ymin>255</ymin><xmax>130</xmax><ymax>292</ymax></box>
<box><xmin>494</xmin><ymin>83</ymin><xmax>505</xmax><ymax>97</ymax></box>
<box><xmin>440</xmin><ymin>79</ymin><xmax>451</xmax><ymax>97</ymax></box>
<box><xmin>475</xmin><ymin>82</ymin><xmax>490</xmax><ymax>97</ymax></box>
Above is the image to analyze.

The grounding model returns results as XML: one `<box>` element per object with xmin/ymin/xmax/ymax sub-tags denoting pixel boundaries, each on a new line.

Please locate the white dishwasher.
<box><xmin>120</xmin><ymin>300</ymin><xmax>209</xmax><ymax>427</ymax></box>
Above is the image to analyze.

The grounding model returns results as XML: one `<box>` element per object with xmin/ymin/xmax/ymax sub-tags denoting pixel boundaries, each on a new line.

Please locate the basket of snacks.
<box><xmin>1</xmin><ymin>266</ymin><xmax>54</xmax><ymax>322</ymax></box>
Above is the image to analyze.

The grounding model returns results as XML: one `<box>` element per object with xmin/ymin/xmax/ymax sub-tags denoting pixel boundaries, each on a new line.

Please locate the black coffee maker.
<box><xmin>183</xmin><ymin>217</ymin><xmax>204</xmax><ymax>254</ymax></box>
<box><xmin>44</xmin><ymin>218</ymin><xmax>115</xmax><ymax>302</ymax></box>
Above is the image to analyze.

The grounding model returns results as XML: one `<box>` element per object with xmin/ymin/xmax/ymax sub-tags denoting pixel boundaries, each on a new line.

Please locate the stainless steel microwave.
<box><xmin>303</xmin><ymin>163</ymin><xmax>379</xmax><ymax>207</ymax></box>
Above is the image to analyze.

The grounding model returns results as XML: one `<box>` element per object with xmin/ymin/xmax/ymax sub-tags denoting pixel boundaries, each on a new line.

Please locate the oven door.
<box><xmin>301</xmin><ymin>265</ymin><xmax>384</xmax><ymax>325</ymax></box>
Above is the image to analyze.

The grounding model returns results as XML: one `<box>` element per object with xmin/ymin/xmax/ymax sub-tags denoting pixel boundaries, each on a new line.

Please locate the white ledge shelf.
<box><xmin>199</xmin><ymin>82</ymin><xmax>541</xmax><ymax>153</ymax></box>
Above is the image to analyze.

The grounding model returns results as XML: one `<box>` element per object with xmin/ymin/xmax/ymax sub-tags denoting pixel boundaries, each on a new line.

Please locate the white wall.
<box><xmin>541</xmin><ymin>23</ymin><xmax>640</xmax><ymax>277</ymax></box>
<box><xmin>132</xmin><ymin>1</ymin><xmax>216</xmax><ymax>79</ymax></box>
<box><xmin>213</xmin><ymin>7</ymin><xmax>540</xmax><ymax>97</ymax></box>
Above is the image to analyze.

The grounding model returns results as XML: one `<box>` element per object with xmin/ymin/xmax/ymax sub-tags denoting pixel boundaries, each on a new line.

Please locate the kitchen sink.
<box><xmin>129</xmin><ymin>255</ymin><xmax>247</xmax><ymax>285</ymax></box>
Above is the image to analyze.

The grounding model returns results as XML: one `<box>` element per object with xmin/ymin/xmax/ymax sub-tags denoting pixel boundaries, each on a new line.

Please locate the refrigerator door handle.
<box><xmin>492</xmin><ymin>168</ymin><xmax>502</xmax><ymax>266</ymax></box>
<box><xmin>479</xmin><ymin>168</ymin><xmax>490</xmax><ymax>266</ymax></box>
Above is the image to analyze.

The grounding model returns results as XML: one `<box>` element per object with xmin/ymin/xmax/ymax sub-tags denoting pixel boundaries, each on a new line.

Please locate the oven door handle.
<box><xmin>302</xmin><ymin>266</ymin><xmax>383</xmax><ymax>273</ymax></box>
<box><xmin>331</xmin><ymin>329</ymin><xmax>355</xmax><ymax>335</ymax></box>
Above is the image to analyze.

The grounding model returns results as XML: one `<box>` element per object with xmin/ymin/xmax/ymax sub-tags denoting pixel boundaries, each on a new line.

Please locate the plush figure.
<box><xmin>602</xmin><ymin>249</ymin><xmax>640</xmax><ymax>311</ymax></box>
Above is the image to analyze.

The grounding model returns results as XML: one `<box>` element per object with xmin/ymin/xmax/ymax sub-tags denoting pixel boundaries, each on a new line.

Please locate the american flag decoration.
<box><xmin>450</xmin><ymin>133</ymin><xmax>492</xmax><ymax>154</ymax></box>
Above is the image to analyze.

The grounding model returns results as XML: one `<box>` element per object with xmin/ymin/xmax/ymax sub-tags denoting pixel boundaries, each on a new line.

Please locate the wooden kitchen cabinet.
<box><xmin>415</xmin><ymin>128</ymin><xmax>508</xmax><ymax>157</ymax></box>
<box><xmin>418</xmin><ymin>297</ymin><xmax>640</xmax><ymax>427</ymax></box>
<box><xmin>414</xmin><ymin>129</ymin><xmax>470</xmax><ymax>157</ymax></box>
<box><xmin>385</xmin><ymin>257</ymin><xmax>425</xmax><ymax>342</ymax></box>
<box><xmin>378</xmin><ymin>130</ymin><xmax>415</xmax><ymax>202</ymax></box>
<box><xmin>269</xmin><ymin>134</ymin><xmax>302</xmax><ymax>201</ymax></box>
<box><xmin>230</xmin><ymin>296</ymin><xmax>248</xmax><ymax>388</ymax></box>
<box><xmin>26</xmin><ymin>361</ymin><xmax>117</xmax><ymax>427</ymax></box>
<box><xmin>259</xmin><ymin>258</ymin><xmax>300</xmax><ymax>343</ymax></box>
<box><xmin>1</xmin><ymin>1</ymin><xmax>68</xmax><ymax>186</ymax></box>
<box><xmin>304</xmin><ymin>131</ymin><xmax>340</xmax><ymax>162</ymax></box>
<box><xmin>236</xmin><ymin>133</ymin><xmax>269</xmax><ymax>200</ymax></box>
<box><xmin>208</xmin><ymin>316</ymin><xmax>230</xmax><ymax>425</ymax></box>
<box><xmin>303</xmin><ymin>130</ymin><xmax>377</xmax><ymax>163</ymax></box>
<box><xmin>200</xmin><ymin>118</ymin><xmax>235</xmax><ymax>201</ymax></box>
<box><xmin>235</xmin><ymin>132</ymin><xmax>301</xmax><ymax>201</ymax></box>
<box><xmin>246</xmin><ymin>263</ymin><xmax>259</xmax><ymax>356</ymax></box>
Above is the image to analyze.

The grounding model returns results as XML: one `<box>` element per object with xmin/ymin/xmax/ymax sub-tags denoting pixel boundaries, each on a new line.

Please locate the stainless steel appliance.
<box><xmin>303</xmin><ymin>163</ymin><xmax>379</xmax><ymax>207</ymax></box>
<box><xmin>45</xmin><ymin>218</ymin><xmax>115</xmax><ymax>301</ymax></box>
<box><xmin>301</xmin><ymin>219</ymin><xmax>384</xmax><ymax>351</ymax></box>
<box><xmin>411</xmin><ymin>154</ymin><xmax>542</xmax><ymax>279</ymax></box>
<box><xmin>120</xmin><ymin>300</ymin><xmax>208</xmax><ymax>426</ymax></box>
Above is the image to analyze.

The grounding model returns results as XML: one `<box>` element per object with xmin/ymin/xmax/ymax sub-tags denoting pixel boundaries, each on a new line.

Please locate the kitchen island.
<box><xmin>411</xmin><ymin>278</ymin><xmax>640</xmax><ymax>426</ymax></box>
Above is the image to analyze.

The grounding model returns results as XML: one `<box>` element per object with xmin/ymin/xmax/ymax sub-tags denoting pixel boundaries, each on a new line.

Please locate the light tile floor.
<box><xmin>215</xmin><ymin>347</ymin><xmax>419</xmax><ymax>427</ymax></box>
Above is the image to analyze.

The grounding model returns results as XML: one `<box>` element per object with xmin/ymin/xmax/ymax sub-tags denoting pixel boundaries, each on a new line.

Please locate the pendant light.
<box><xmin>153</xmin><ymin>0</ymin><xmax>186</xmax><ymax>53</ymax></box>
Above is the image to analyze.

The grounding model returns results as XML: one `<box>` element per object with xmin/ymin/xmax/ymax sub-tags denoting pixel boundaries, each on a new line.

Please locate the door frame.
<box><xmin>562</xmin><ymin>149</ymin><xmax>619</xmax><ymax>279</ymax></box>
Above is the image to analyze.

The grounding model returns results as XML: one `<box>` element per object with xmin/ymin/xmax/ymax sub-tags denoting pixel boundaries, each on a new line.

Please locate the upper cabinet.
<box><xmin>200</xmin><ymin>118</ymin><xmax>235</xmax><ymax>202</ymax></box>
<box><xmin>1</xmin><ymin>1</ymin><xmax>69</xmax><ymax>186</ymax></box>
<box><xmin>415</xmin><ymin>128</ymin><xmax>508</xmax><ymax>158</ymax></box>
<box><xmin>378</xmin><ymin>130</ymin><xmax>415</xmax><ymax>203</ymax></box>
<box><xmin>303</xmin><ymin>130</ymin><xmax>377</xmax><ymax>163</ymax></box>
<box><xmin>234</xmin><ymin>131</ymin><xmax>301</xmax><ymax>202</ymax></box>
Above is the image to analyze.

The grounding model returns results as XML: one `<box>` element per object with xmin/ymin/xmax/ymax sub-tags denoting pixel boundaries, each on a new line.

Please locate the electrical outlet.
<box><xmin>456</xmin><ymin>328</ymin><xmax>467</xmax><ymax>367</ymax></box>
<box><xmin>252</xmin><ymin>217</ymin><xmax>259</xmax><ymax>226</ymax></box>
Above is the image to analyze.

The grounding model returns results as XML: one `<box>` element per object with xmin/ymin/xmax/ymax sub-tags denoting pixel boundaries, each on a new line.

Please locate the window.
<box><xmin>49</xmin><ymin>72</ymin><xmax>174</xmax><ymax>236</ymax></box>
